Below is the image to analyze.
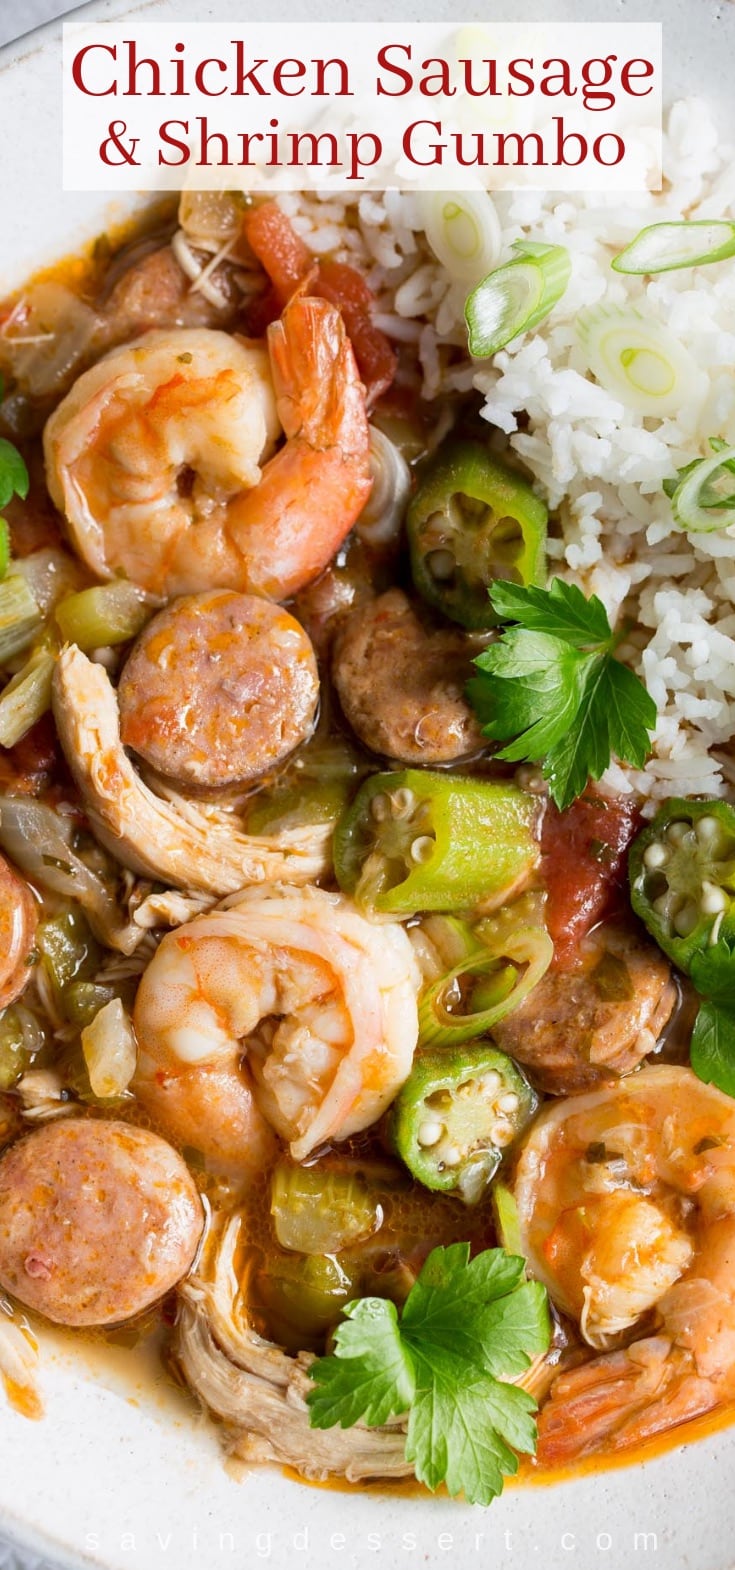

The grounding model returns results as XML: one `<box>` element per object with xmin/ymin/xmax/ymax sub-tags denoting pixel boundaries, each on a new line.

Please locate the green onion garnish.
<box><xmin>464</xmin><ymin>240</ymin><xmax>571</xmax><ymax>358</ymax></box>
<box><xmin>612</xmin><ymin>220</ymin><xmax>735</xmax><ymax>276</ymax></box>
<box><xmin>577</xmin><ymin>304</ymin><xmax>703</xmax><ymax>416</ymax></box>
<box><xmin>664</xmin><ymin>437</ymin><xmax>735</xmax><ymax>533</ymax></box>
<box><xmin>421</xmin><ymin>190</ymin><xmax>501</xmax><ymax>285</ymax></box>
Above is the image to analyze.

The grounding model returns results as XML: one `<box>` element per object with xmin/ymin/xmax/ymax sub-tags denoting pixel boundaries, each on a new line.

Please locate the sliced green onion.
<box><xmin>492</xmin><ymin>1183</ymin><xmax>524</xmax><ymax>1256</ymax></box>
<box><xmin>0</xmin><ymin>648</ymin><xmax>54</xmax><ymax>747</ymax></box>
<box><xmin>465</xmin><ymin>241</ymin><xmax>571</xmax><ymax>358</ymax></box>
<box><xmin>420</xmin><ymin>190</ymin><xmax>501</xmax><ymax>285</ymax></box>
<box><xmin>418</xmin><ymin>921</ymin><xmax>553</xmax><ymax>1047</ymax></box>
<box><xmin>55</xmin><ymin>580</ymin><xmax>150</xmax><ymax>651</ymax></box>
<box><xmin>577</xmin><ymin>305</ymin><xmax>703</xmax><ymax>416</ymax></box>
<box><xmin>667</xmin><ymin>440</ymin><xmax>735</xmax><ymax>532</ymax></box>
<box><xmin>0</xmin><ymin>572</ymin><xmax>41</xmax><ymax>663</ymax></box>
<box><xmin>612</xmin><ymin>220</ymin><xmax>735</xmax><ymax>275</ymax></box>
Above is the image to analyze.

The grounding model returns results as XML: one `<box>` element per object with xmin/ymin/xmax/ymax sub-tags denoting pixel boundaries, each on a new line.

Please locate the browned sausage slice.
<box><xmin>118</xmin><ymin>590</ymin><xmax>319</xmax><ymax>790</ymax></box>
<box><xmin>0</xmin><ymin>1119</ymin><xmax>204</xmax><ymax>1326</ymax></box>
<box><xmin>332</xmin><ymin>588</ymin><xmax>484</xmax><ymax>764</ymax></box>
<box><xmin>493</xmin><ymin>922</ymin><xmax>677</xmax><ymax>1095</ymax></box>
<box><xmin>0</xmin><ymin>854</ymin><xmax>37</xmax><ymax>1010</ymax></box>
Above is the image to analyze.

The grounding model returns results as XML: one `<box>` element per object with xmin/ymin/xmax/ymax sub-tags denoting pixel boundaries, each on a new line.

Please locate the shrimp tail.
<box><xmin>225</xmin><ymin>295</ymin><xmax>372</xmax><ymax>600</ymax></box>
<box><xmin>267</xmin><ymin>293</ymin><xmax>369</xmax><ymax>458</ymax></box>
<box><xmin>537</xmin><ymin>1337</ymin><xmax>720</xmax><ymax>1463</ymax></box>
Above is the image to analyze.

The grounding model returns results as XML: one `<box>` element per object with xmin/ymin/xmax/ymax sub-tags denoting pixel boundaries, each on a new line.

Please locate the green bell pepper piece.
<box><xmin>407</xmin><ymin>438</ymin><xmax>547</xmax><ymax>630</ymax></box>
<box><xmin>390</xmin><ymin>1042</ymin><xmax>537</xmax><ymax>1204</ymax></box>
<box><xmin>270</xmin><ymin>1163</ymin><xmax>381</xmax><ymax>1255</ymax></box>
<box><xmin>333</xmin><ymin>769</ymin><xmax>539</xmax><ymax>916</ymax></box>
<box><xmin>629</xmin><ymin>798</ymin><xmax>735</xmax><ymax>972</ymax></box>
<box><xmin>254</xmin><ymin>1250</ymin><xmax>361</xmax><ymax>1355</ymax></box>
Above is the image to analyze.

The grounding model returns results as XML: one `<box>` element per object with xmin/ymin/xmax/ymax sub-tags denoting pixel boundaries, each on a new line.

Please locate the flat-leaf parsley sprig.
<box><xmin>466</xmin><ymin>578</ymin><xmax>656</xmax><ymax>812</ymax></box>
<box><xmin>0</xmin><ymin>429</ymin><xmax>29</xmax><ymax>579</ymax></box>
<box><xmin>307</xmin><ymin>1242</ymin><xmax>550</xmax><ymax>1506</ymax></box>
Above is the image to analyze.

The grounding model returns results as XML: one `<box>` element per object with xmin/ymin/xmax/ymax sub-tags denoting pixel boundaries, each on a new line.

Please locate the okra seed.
<box><xmin>481</xmin><ymin>1070</ymin><xmax>502</xmax><ymax>1096</ymax></box>
<box><xmin>674</xmin><ymin>901</ymin><xmax>699</xmax><ymax>937</ymax></box>
<box><xmin>701</xmin><ymin>881</ymin><xmax>727</xmax><ymax>916</ymax></box>
<box><xmin>442</xmin><ymin>1144</ymin><xmax>462</xmax><ymax>1167</ymax></box>
<box><xmin>370</xmin><ymin>793</ymin><xmax>389</xmax><ymax>822</ymax></box>
<box><xmin>695</xmin><ymin>815</ymin><xmax>720</xmax><ymax>843</ymax></box>
<box><xmin>498</xmin><ymin>1092</ymin><xmax>519</xmax><ymax>1114</ymax></box>
<box><xmin>417</xmin><ymin>1119</ymin><xmax>444</xmax><ymax>1148</ymax></box>
<box><xmin>667</xmin><ymin>822</ymin><xmax>688</xmax><ymax>846</ymax></box>
<box><xmin>652</xmin><ymin>893</ymin><xmax>671</xmax><ymax>916</ymax></box>
<box><xmin>426</xmin><ymin>547</ymin><xmax>456</xmax><ymax>581</ymax></box>
<box><xmin>390</xmin><ymin>787</ymin><xmax>416</xmax><ymax>818</ymax></box>
<box><xmin>410</xmin><ymin>836</ymin><xmax>435</xmax><ymax>864</ymax></box>
<box><xmin>643</xmin><ymin>842</ymin><xmax>669</xmax><ymax>870</ymax></box>
<box><xmin>491</xmin><ymin>1120</ymin><xmax>514</xmax><ymax>1148</ymax></box>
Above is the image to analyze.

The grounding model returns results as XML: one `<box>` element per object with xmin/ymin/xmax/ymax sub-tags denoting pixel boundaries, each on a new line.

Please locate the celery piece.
<box><xmin>0</xmin><ymin>648</ymin><xmax>54</xmax><ymax>747</ymax></box>
<box><xmin>37</xmin><ymin>907</ymin><xmax>100</xmax><ymax>1003</ymax></box>
<box><xmin>55</xmin><ymin>581</ymin><xmax>149</xmax><ymax>651</ymax></box>
<box><xmin>0</xmin><ymin>572</ymin><xmax>41</xmax><ymax>664</ymax></box>
<box><xmin>0</xmin><ymin>520</ymin><xmax>10</xmax><ymax>582</ymax></box>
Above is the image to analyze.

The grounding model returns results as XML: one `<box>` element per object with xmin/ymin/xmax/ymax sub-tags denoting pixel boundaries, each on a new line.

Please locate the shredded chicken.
<box><xmin>176</xmin><ymin>1214</ymin><xmax>412</xmax><ymax>1483</ymax></box>
<box><xmin>52</xmin><ymin>646</ymin><xmax>332</xmax><ymax>896</ymax></box>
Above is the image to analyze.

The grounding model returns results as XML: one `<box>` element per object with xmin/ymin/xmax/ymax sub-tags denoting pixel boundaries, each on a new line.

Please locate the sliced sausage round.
<box><xmin>493</xmin><ymin>922</ymin><xmax>677</xmax><ymax>1096</ymax></box>
<box><xmin>118</xmin><ymin>590</ymin><xmax>319</xmax><ymax>790</ymax></box>
<box><xmin>0</xmin><ymin>855</ymin><xmax>37</xmax><ymax>1010</ymax></box>
<box><xmin>332</xmin><ymin>588</ymin><xmax>484</xmax><ymax>764</ymax></box>
<box><xmin>0</xmin><ymin>1118</ymin><xmax>204</xmax><ymax>1326</ymax></box>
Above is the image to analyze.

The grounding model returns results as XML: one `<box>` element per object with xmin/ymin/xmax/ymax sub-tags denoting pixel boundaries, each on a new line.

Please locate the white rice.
<box><xmin>278</xmin><ymin>97</ymin><xmax>735</xmax><ymax>808</ymax></box>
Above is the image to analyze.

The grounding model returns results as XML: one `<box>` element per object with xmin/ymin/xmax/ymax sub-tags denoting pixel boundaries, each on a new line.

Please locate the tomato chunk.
<box><xmin>541</xmin><ymin>793</ymin><xmax>642</xmax><ymax>970</ymax></box>
<box><xmin>241</xmin><ymin>202</ymin><xmax>396</xmax><ymax>405</ymax></box>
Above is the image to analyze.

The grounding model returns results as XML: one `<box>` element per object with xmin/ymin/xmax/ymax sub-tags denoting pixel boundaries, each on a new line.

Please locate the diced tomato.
<box><xmin>0</xmin><ymin>714</ymin><xmax>60</xmax><ymax>795</ymax></box>
<box><xmin>240</xmin><ymin>283</ymin><xmax>282</xmax><ymax>339</ymax></box>
<box><xmin>316</xmin><ymin>258</ymin><xmax>397</xmax><ymax>405</ymax></box>
<box><xmin>241</xmin><ymin>203</ymin><xmax>397</xmax><ymax>406</ymax></box>
<box><xmin>540</xmin><ymin>792</ymin><xmax>642</xmax><ymax>970</ymax></box>
<box><xmin>242</xmin><ymin>203</ymin><xmax>314</xmax><ymax>304</ymax></box>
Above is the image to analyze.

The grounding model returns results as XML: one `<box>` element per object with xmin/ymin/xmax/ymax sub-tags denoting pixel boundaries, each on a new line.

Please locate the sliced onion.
<box><xmin>15</xmin><ymin>548</ymin><xmax>87</xmax><ymax>617</ymax></box>
<box><xmin>612</xmin><ymin>220</ymin><xmax>735</xmax><ymax>275</ymax></box>
<box><xmin>0</xmin><ymin>796</ymin><xmax>125</xmax><ymax>945</ymax></box>
<box><xmin>178</xmin><ymin>190</ymin><xmax>243</xmax><ymax>244</ymax></box>
<box><xmin>0</xmin><ymin>284</ymin><xmax>99</xmax><ymax>399</ymax></box>
<box><xmin>81</xmin><ymin>997</ymin><xmax>137</xmax><ymax>1100</ymax></box>
<box><xmin>577</xmin><ymin>305</ymin><xmax>705</xmax><ymax>416</ymax></box>
<box><xmin>420</xmin><ymin>190</ymin><xmax>501</xmax><ymax>285</ymax></box>
<box><xmin>355</xmin><ymin>428</ymin><xmax>412</xmax><ymax>547</ymax></box>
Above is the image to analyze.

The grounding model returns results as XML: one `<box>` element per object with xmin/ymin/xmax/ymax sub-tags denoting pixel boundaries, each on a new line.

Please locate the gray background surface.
<box><xmin>0</xmin><ymin>0</ymin><xmax>82</xmax><ymax>48</ymax></box>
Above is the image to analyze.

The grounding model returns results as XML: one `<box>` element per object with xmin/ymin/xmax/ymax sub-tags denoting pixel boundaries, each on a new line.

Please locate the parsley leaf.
<box><xmin>467</xmin><ymin>578</ymin><xmax>656</xmax><ymax>812</ymax></box>
<box><xmin>307</xmin><ymin>1243</ymin><xmax>551</xmax><ymax>1507</ymax></box>
<box><xmin>690</xmin><ymin>1000</ymin><xmax>735</xmax><ymax>1098</ymax></box>
<box><xmin>0</xmin><ymin>438</ymin><xmax>28</xmax><ymax>512</ymax></box>
<box><xmin>0</xmin><ymin>436</ymin><xmax>28</xmax><ymax>582</ymax></box>
<box><xmin>687</xmin><ymin>935</ymin><xmax>735</xmax><ymax>1096</ymax></box>
<box><xmin>306</xmin><ymin>1297</ymin><xmax>415</xmax><ymax>1429</ymax></box>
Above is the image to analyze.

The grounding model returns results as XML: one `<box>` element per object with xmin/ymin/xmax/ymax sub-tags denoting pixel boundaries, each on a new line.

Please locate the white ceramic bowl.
<box><xmin>1</xmin><ymin>2</ymin><xmax>735</xmax><ymax>1566</ymax></box>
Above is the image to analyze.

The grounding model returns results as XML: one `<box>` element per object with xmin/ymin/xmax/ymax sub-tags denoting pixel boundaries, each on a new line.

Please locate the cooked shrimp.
<box><xmin>0</xmin><ymin>854</ymin><xmax>37</xmax><ymax>1010</ymax></box>
<box><xmin>513</xmin><ymin>1065</ymin><xmax>735</xmax><ymax>1460</ymax></box>
<box><xmin>133</xmin><ymin>885</ymin><xmax>420</xmax><ymax>1172</ymax></box>
<box><xmin>44</xmin><ymin>294</ymin><xmax>371</xmax><ymax>600</ymax></box>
